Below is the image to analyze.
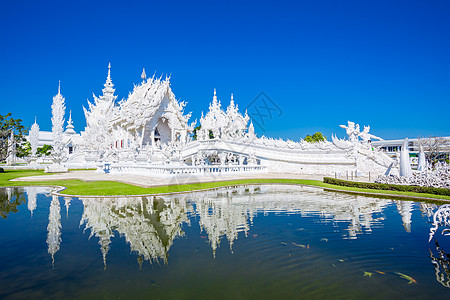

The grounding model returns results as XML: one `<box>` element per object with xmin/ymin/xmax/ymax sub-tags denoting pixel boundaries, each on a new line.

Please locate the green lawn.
<box><xmin>1</xmin><ymin>169</ymin><xmax>449</xmax><ymax>203</ymax></box>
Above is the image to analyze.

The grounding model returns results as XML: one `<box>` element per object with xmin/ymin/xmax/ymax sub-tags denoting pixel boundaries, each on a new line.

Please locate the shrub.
<box><xmin>323</xmin><ymin>177</ymin><xmax>450</xmax><ymax>196</ymax></box>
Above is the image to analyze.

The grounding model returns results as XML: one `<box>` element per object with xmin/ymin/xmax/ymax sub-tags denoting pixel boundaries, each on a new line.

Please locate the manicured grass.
<box><xmin>1</xmin><ymin>169</ymin><xmax>449</xmax><ymax>203</ymax></box>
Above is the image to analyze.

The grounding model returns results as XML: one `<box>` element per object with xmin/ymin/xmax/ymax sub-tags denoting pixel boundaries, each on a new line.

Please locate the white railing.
<box><xmin>107</xmin><ymin>163</ymin><xmax>267</xmax><ymax>177</ymax></box>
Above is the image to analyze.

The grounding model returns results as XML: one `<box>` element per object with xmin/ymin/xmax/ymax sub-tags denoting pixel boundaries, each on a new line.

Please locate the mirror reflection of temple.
<box><xmin>195</xmin><ymin>188</ymin><xmax>255</xmax><ymax>256</ymax></box>
<box><xmin>47</xmin><ymin>195</ymin><xmax>62</xmax><ymax>268</ymax></box>
<box><xmin>79</xmin><ymin>196</ymin><xmax>191</xmax><ymax>268</ymax></box>
<box><xmin>41</xmin><ymin>185</ymin><xmax>424</xmax><ymax>267</ymax></box>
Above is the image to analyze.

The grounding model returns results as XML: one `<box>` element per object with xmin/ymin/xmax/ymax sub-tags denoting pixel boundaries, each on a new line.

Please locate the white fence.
<box><xmin>105</xmin><ymin>163</ymin><xmax>267</xmax><ymax>177</ymax></box>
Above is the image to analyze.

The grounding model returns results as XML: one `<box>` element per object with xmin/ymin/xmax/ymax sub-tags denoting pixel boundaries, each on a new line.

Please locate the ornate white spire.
<box><xmin>82</xmin><ymin>64</ymin><xmax>118</xmax><ymax>152</ymax></box>
<box><xmin>248</xmin><ymin>121</ymin><xmax>255</xmax><ymax>138</ymax></box>
<box><xmin>229</xmin><ymin>93</ymin><xmax>235</xmax><ymax>111</ymax></box>
<box><xmin>213</xmin><ymin>88</ymin><xmax>217</xmax><ymax>104</ymax></box>
<box><xmin>101</xmin><ymin>63</ymin><xmax>116</xmax><ymax>102</ymax></box>
<box><xmin>51</xmin><ymin>81</ymin><xmax>65</xmax><ymax>159</ymax></box>
<box><xmin>141</xmin><ymin>68</ymin><xmax>147</xmax><ymax>81</ymax></box>
<box><xmin>65</xmin><ymin>110</ymin><xmax>76</xmax><ymax>134</ymax></box>
<box><xmin>30</xmin><ymin>117</ymin><xmax>40</xmax><ymax>156</ymax></box>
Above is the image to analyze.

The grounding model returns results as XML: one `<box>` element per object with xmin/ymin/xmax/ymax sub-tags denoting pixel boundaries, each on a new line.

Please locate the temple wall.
<box><xmin>263</xmin><ymin>159</ymin><xmax>356</xmax><ymax>175</ymax></box>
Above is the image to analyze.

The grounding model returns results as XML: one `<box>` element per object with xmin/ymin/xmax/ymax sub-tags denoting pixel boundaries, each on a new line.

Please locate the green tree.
<box><xmin>0</xmin><ymin>113</ymin><xmax>28</xmax><ymax>162</ymax></box>
<box><xmin>192</xmin><ymin>125</ymin><xmax>201</xmax><ymax>140</ymax></box>
<box><xmin>304</xmin><ymin>132</ymin><xmax>327</xmax><ymax>143</ymax></box>
<box><xmin>304</xmin><ymin>135</ymin><xmax>314</xmax><ymax>143</ymax></box>
<box><xmin>37</xmin><ymin>144</ymin><xmax>53</xmax><ymax>156</ymax></box>
<box><xmin>192</xmin><ymin>125</ymin><xmax>214</xmax><ymax>140</ymax></box>
<box><xmin>16</xmin><ymin>141</ymin><xmax>31</xmax><ymax>158</ymax></box>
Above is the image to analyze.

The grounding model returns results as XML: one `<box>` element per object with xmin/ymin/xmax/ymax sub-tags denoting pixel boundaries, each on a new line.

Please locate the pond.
<box><xmin>0</xmin><ymin>185</ymin><xmax>449</xmax><ymax>299</ymax></box>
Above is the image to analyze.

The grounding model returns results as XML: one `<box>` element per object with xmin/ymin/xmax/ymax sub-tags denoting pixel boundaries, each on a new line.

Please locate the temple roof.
<box><xmin>113</xmin><ymin>75</ymin><xmax>191</xmax><ymax>131</ymax></box>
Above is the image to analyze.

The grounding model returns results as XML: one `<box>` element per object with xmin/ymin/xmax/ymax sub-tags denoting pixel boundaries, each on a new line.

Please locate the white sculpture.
<box><xmin>375</xmin><ymin>161</ymin><xmax>450</xmax><ymax>189</ymax></box>
<box><xmin>358</xmin><ymin>125</ymin><xmax>383</xmax><ymax>143</ymax></box>
<box><xmin>417</xmin><ymin>144</ymin><xmax>426</xmax><ymax>172</ymax></box>
<box><xmin>45</xmin><ymin>82</ymin><xmax>68</xmax><ymax>173</ymax></box>
<box><xmin>399</xmin><ymin>138</ymin><xmax>412</xmax><ymax>178</ymax></box>
<box><xmin>29</xmin><ymin>117</ymin><xmax>40</xmax><ymax>157</ymax></box>
<box><xmin>339</xmin><ymin>121</ymin><xmax>383</xmax><ymax>144</ymax></box>
<box><xmin>339</xmin><ymin>121</ymin><xmax>358</xmax><ymax>142</ymax></box>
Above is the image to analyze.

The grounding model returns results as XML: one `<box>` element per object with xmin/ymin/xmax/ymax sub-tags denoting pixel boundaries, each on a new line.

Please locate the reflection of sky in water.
<box><xmin>1</xmin><ymin>185</ymin><xmax>450</xmax><ymax>299</ymax></box>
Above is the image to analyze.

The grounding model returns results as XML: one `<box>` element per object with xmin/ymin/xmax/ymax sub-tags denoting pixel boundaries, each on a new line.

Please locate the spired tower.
<box><xmin>29</xmin><ymin>117</ymin><xmax>40</xmax><ymax>157</ymax></box>
<box><xmin>82</xmin><ymin>63</ymin><xmax>118</xmax><ymax>152</ymax></box>
<box><xmin>65</xmin><ymin>111</ymin><xmax>76</xmax><ymax>135</ymax></box>
<box><xmin>101</xmin><ymin>63</ymin><xmax>117</xmax><ymax>103</ymax></box>
<box><xmin>45</xmin><ymin>81</ymin><xmax>68</xmax><ymax>173</ymax></box>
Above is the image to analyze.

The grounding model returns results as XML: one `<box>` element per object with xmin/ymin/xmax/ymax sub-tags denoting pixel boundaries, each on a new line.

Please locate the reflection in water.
<box><xmin>420</xmin><ymin>203</ymin><xmax>438</xmax><ymax>219</ymax></box>
<box><xmin>428</xmin><ymin>204</ymin><xmax>450</xmax><ymax>288</ymax></box>
<box><xmin>23</xmin><ymin>184</ymin><xmax>444</xmax><ymax>278</ymax></box>
<box><xmin>79</xmin><ymin>196</ymin><xmax>190</xmax><ymax>267</ymax></box>
<box><xmin>430</xmin><ymin>239</ymin><xmax>450</xmax><ymax>288</ymax></box>
<box><xmin>429</xmin><ymin>204</ymin><xmax>450</xmax><ymax>242</ymax></box>
<box><xmin>64</xmin><ymin>197</ymin><xmax>71</xmax><ymax>218</ymax></box>
<box><xmin>396</xmin><ymin>201</ymin><xmax>413</xmax><ymax>232</ymax></box>
<box><xmin>26</xmin><ymin>187</ymin><xmax>37</xmax><ymax>217</ymax></box>
<box><xmin>75</xmin><ymin>185</ymin><xmax>421</xmax><ymax>266</ymax></box>
<box><xmin>4</xmin><ymin>186</ymin><xmax>450</xmax><ymax>296</ymax></box>
<box><xmin>47</xmin><ymin>195</ymin><xmax>62</xmax><ymax>267</ymax></box>
<box><xmin>0</xmin><ymin>187</ymin><xmax>26</xmax><ymax>218</ymax></box>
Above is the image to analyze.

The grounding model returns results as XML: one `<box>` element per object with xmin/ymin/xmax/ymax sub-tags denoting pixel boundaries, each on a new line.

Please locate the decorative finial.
<box><xmin>107</xmin><ymin>63</ymin><xmax>111</xmax><ymax>80</ymax></box>
<box><xmin>65</xmin><ymin>110</ymin><xmax>75</xmax><ymax>134</ymax></box>
<box><xmin>34</xmin><ymin>116</ymin><xmax>37</xmax><ymax>124</ymax></box>
<box><xmin>213</xmin><ymin>88</ymin><xmax>217</xmax><ymax>103</ymax></box>
<box><xmin>58</xmin><ymin>80</ymin><xmax>61</xmax><ymax>94</ymax></box>
<box><xmin>231</xmin><ymin>93</ymin><xmax>234</xmax><ymax>101</ymax></box>
<box><xmin>141</xmin><ymin>68</ymin><xmax>146</xmax><ymax>81</ymax></box>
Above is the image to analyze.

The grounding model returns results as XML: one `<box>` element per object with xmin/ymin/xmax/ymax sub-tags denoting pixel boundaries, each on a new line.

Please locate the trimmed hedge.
<box><xmin>323</xmin><ymin>177</ymin><xmax>450</xmax><ymax>196</ymax></box>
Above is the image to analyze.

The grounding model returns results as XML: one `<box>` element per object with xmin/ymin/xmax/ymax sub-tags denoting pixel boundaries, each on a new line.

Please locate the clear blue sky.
<box><xmin>1</xmin><ymin>0</ymin><xmax>449</xmax><ymax>140</ymax></box>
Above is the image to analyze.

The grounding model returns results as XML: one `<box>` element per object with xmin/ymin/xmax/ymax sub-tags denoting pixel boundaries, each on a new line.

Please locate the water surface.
<box><xmin>0</xmin><ymin>185</ymin><xmax>449</xmax><ymax>299</ymax></box>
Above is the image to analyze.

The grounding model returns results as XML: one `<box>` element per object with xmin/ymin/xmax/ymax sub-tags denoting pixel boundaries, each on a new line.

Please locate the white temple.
<box><xmin>31</xmin><ymin>64</ymin><xmax>395</xmax><ymax>176</ymax></box>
